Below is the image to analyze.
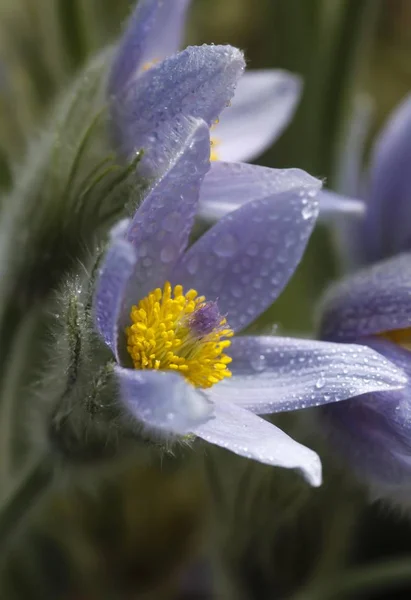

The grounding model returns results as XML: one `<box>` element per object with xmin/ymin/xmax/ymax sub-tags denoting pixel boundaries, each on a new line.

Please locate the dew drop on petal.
<box><xmin>315</xmin><ymin>373</ymin><xmax>326</xmax><ymax>389</ymax></box>
<box><xmin>213</xmin><ymin>233</ymin><xmax>238</xmax><ymax>257</ymax></box>
<box><xmin>250</xmin><ymin>354</ymin><xmax>266</xmax><ymax>373</ymax></box>
<box><xmin>302</xmin><ymin>203</ymin><xmax>317</xmax><ymax>220</ymax></box>
<box><xmin>162</xmin><ymin>211</ymin><xmax>182</xmax><ymax>233</ymax></box>
<box><xmin>160</xmin><ymin>244</ymin><xmax>178</xmax><ymax>263</ymax></box>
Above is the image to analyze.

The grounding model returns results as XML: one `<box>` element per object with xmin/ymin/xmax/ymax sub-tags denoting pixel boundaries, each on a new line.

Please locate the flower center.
<box><xmin>126</xmin><ymin>282</ymin><xmax>233</xmax><ymax>388</ymax></box>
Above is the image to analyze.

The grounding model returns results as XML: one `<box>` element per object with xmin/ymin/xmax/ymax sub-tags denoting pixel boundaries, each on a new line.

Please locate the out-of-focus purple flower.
<box><xmin>93</xmin><ymin>116</ymin><xmax>406</xmax><ymax>487</ymax></box>
<box><xmin>320</xmin><ymin>93</ymin><xmax>411</xmax><ymax>268</ymax></box>
<box><xmin>318</xmin><ymin>253</ymin><xmax>411</xmax><ymax>501</ymax></box>
<box><xmin>107</xmin><ymin>0</ymin><xmax>301</xmax><ymax>185</ymax></box>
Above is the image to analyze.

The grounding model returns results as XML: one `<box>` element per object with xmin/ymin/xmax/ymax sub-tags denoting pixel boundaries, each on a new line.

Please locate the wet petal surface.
<box><xmin>193</xmin><ymin>400</ymin><xmax>322</xmax><ymax>486</ymax></box>
<box><xmin>211</xmin><ymin>70</ymin><xmax>301</xmax><ymax>162</ymax></box>
<box><xmin>93</xmin><ymin>237</ymin><xmax>137</xmax><ymax>360</ymax></box>
<box><xmin>111</xmin><ymin>44</ymin><xmax>245</xmax><ymax>161</ymax></box>
<box><xmin>122</xmin><ymin>117</ymin><xmax>210</xmax><ymax>318</ymax></box>
<box><xmin>116</xmin><ymin>366</ymin><xmax>213</xmax><ymax>434</ymax></box>
<box><xmin>108</xmin><ymin>0</ymin><xmax>191</xmax><ymax>95</ymax></box>
<box><xmin>206</xmin><ymin>336</ymin><xmax>407</xmax><ymax>414</ymax></box>
<box><xmin>198</xmin><ymin>162</ymin><xmax>320</xmax><ymax>222</ymax></box>
<box><xmin>172</xmin><ymin>184</ymin><xmax>320</xmax><ymax>332</ymax></box>
<box><xmin>320</xmin><ymin>253</ymin><xmax>411</xmax><ymax>341</ymax></box>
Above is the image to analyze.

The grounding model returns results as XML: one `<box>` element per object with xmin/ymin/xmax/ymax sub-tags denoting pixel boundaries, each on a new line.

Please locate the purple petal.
<box><xmin>320</xmin><ymin>253</ymin><xmax>411</xmax><ymax>342</ymax></box>
<box><xmin>171</xmin><ymin>184</ymin><xmax>320</xmax><ymax>332</ymax></box>
<box><xmin>192</xmin><ymin>401</ymin><xmax>321</xmax><ymax>486</ymax></box>
<box><xmin>110</xmin><ymin>44</ymin><xmax>245</xmax><ymax>162</ymax></box>
<box><xmin>93</xmin><ymin>237</ymin><xmax>137</xmax><ymax>359</ymax></box>
<box><xmin>318</xmin><ymin>190</ymin><xmax>365</xmax><ymax>222</ymax></box>
<box><xmin>197</xmin><ymin>162</ymin><xmax>320</xmax><ymax>222</ymax></box>
<box><xmin>320</xmin><ymin>338</ymin><xmax>411</xmax><ymax>491</ymax></box>
<box><xmin>211</xmin><ymin>70</ymin><xmax>301</xmax><ymax>162</ymax></box>
<box><xmin>122</xmin><ymin>117</ymin><xmax>210</xmax><ymax>319</ymax></box>
<box><xmin>116</xmin><ymin>366</ymin><xmax>213</xmax><ymax>434</ymax></box>
<box><xmin>108</xmin><ymin>0</ymin><xmax>191</xmax><ymax>95</ymax></box>
<box><xmin>206</xmin><ymin>336</ymin><xmax>406</xmax><ymax>414</ymax></box>
<box><xmin>364</xmin><ymin>93</ymin><xmax>411</xmax><ymax>261</ymax></box>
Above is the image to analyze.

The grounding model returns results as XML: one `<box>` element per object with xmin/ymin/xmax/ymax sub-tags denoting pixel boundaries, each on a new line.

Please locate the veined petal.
<box><xmin>318</xmin><ymin>190</ymin><xmax>365</xmax><ymax>222</ymax></box>
<box><xmin>116</xmin><ymin>366</ymin><xmax>213</xmax><ymax>435</ymax></box>
<box><xmin>193</xmin><ymin>401</ymin><xmax>322</xmax><ymax>486</ymax></box>
<box><xmin>320</xmin><ymin>338</ymin><xmax>411</xmax><ymax>491</ymax></box>
<box><xmin>211</xmin><ymin>70</ymin><xmax>301</xmax><ymax>162</ymax></box>
<box><xmin>171</xmin><ymin>185</ymin><xmax>320</xmax><ymax>332</ymax></box>
<box><xmin>93</xmin><ymin>237</ymin><xmax>137</xmax><ymax>360</ymax></box>
<box><xmin>197</xmin><ymin>162</ymin><xmax>320</xmax><ymax>222</ymax></box>
<box><xmin>122</xmin><ymin>117</ymin><xmax>210</xmax><ymax>318</ymax></box>
<box><xmin>364</xmin><ymin>93</ymin><xmax>411</xmax><ymax>261</ymax></box>
<box><xmin>111</xmin><ymin>44</ymin><xmax>245</xmax><ymax>161</ymax></box>
<box><xmin>108</xmin><ymin>0</ymin><xmax>191</xmax><ymax>95</ymax></box>
<box><xmin>320</xmin><ymin>253</ymin><xmax>411</xmax><ymax>341</ymax></box>
<box><xmin>206</xmin><ymin>336</ymin><xmax>407</xmax><ymax>414</ymax></box>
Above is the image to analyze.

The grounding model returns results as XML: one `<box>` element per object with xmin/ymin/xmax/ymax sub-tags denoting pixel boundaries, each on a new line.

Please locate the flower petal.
<box><xmin>171</xmin><ymin>184</ymin><xmax>320</xmax><ymax>332</ymax></box>
<box><xmin>93</xmin><ymin>236</ymin><xmax>137</xmax><ymax>359</ymax></box>
<box><xmin>115</xmin><ymin>366</ymin><xmax>213</xmax><ymax>434</ymax></box>
<box><xmin>108</xmin><ymin>0</ymin><xmax>191</xmax><ymax>95</ymax></box>
<box><xmin>197</xmin><ymin>162</ymin><xmax>320</xmax><ymax>222</ymax></box>
<box><xmin>110</xmin><ymin>44</ymin><xmax>245</xmax><ymax>162</ymax></box>
<box><xmin>364</xmin><ymin>93</ymin><xmax>411</xmax><ymax>261</ymax></box>
<box><xmin>192</xmin><ymin>401</ymin><xmax>322</xmax><ymax>486</ymax></box>
<box><xmin>211</xmin><ymin>70</ymin><xmax>301</xmax><ymax>162</ymax></box>
<box><xmin>318</xmin><ymin>190</ymin><xmax>365</xmax><ymax>222</ymax></box>
<box><xmin>206</xmin><ymin>336</ymin><xmax>407</xmax><ymax>414</ymax></box>
<box><xmin>320</xmin><ymin>253</ymin><xmax>411</xmax><ymax>341</ymax></box>
<box><xmin>320</xmin><ymin>338</ymin><xmax>411</xmax><ymax>491</ymax></box>
<box><xmin>122</xmin><ymin>117</ymin><xmax>210</xmax><ymax>316</ymax></box>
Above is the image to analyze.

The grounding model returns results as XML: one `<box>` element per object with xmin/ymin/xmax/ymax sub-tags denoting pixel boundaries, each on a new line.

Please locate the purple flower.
<box><xmin>93</xmin><ymin>116</ymin><xmax>406</xmax><ymax>487</ymax></box>
<box><xmin>319</xmin><ymin>93</ymin><xmax>411</xmax><ymax>268</ymax></box>
<box><xmin>107</xmin><ymin>0</ymin><xmax>301</xmax><ymax>185</ymax></box>
<box><xmin>318</xmin><ymin>253</ymin><xmax>411</xmax><ymax>500</ymax></box>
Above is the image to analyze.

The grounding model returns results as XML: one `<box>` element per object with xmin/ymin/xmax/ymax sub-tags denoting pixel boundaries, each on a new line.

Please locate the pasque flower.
<box><xmin>93</xmin><ymin>116</ymin><xmax>406</xmax><ymax>487</ymax></box>
<box><xmin>107</xmin><ymin>0</ymin><xmax>306</xmax><ymax>223</ymax></box>
<box><xmin>108</xmin><ymin>0</ymin><xmax>301</xmax><ymax>164</ymax></box>
<box><xmin>319</xmin><ymin>253</ymin><xmax>411</xmax><ymax>501</ymax></box>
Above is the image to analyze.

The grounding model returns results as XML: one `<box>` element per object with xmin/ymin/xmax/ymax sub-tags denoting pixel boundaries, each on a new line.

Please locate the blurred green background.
<box><xmin>1</xmin><ymin>1</ymin><xmax>411</xmax><ymax>599</ymax></box>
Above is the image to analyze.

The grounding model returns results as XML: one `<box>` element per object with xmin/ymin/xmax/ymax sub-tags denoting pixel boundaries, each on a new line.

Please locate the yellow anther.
<box><xmin>210</xmin><ymin>137</ymin><xmax>221</xmax><ymax>162</ymax></box>
<box><xmin>141</xmin><ymin>58</ymin><xmax>160</xmax><ymax>72</ymax></box>
<box><xmin>126</xmin><ymin>281</ymin><xmax>233</xmax><ymax>388</ymax></box>
<box><xmin>382</xmin><ymin>327</ymin><xmax>411</xmax><ymax>350</ymax></box>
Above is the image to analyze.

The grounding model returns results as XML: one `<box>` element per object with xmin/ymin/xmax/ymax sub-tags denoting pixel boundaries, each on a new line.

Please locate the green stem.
<box><xmin>322</xmin><ymin>0</ymin><xmax>382</xmax><ymax>186</ymax></box>
<box><xmin>0</xmin><ymin>455</ymin><xmax>53</xmax><ymax>551</ymax></box>
<box><xmin>293</xmin><ymin>556</ymin><xmax>411</xmax><ymax>600</ymax></box>
<box><xmin>57</xmin><ymin>0</ymin><xmax>88</xmax><ymax>73</ymax></box>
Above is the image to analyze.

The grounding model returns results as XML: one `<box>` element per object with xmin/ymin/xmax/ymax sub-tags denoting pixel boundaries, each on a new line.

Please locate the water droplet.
<box><xmin>162</xmin><ymin>211</ymin><xmax>182</xmax><ymax>233</ymax></box>
<box><xmin>302</xmin><ymin>203</ymin><xmax>317</xmax><ymax>220</ymax></box>
<box><xmin>250</xmin><ymin>354</ymin><xmax>266</xmax><ymax>372</ymax></box>
<box><xmin>315</xmin><ymin>374</ymin><xmax>326</xmax><ymax>389</ymax></box>
<box><xmin>231</xmin><ymin>284</ymin><xmax>242</xmax><ymax>299</ymax></box>
<box><xmin>160</xmin><ymin>244</ymin><xmax>177</xmax><ymax>263</ymax></box>
<box><xmin>247</xmin><ymin>243</ymin><xmax>259</xmax><ymax>257</ymax></box>
<box><xmin>213</xmin><ymin>233</ymin><xmax>237</xmax><ymax>257</ymax></box>
<box><xmin>186</xmin><ymin>254</ymin><xmax>199</xmax><ymax>275</ymax></box>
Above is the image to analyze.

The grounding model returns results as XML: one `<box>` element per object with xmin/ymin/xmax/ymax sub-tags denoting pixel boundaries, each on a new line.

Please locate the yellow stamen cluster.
<box><xmin>382</xmin><ymin>327</ymin><xmax>411</xmax><ymax>350</ymax></box>
<box><xmin>126</xmin><ymin>282</ymin><xmax>233</xmax><ymax>388</ymax></box>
